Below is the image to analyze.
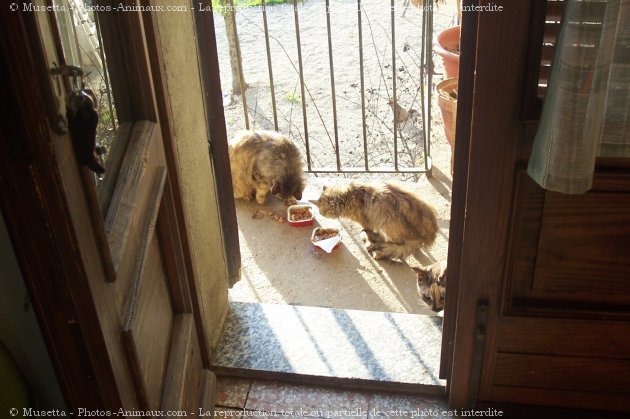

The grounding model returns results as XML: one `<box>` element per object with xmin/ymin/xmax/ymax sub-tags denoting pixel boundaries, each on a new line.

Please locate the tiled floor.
<box><xmin>215</xmin><ymin>377</ymin><xmax>458</xmax><ymax>419</ymax></box>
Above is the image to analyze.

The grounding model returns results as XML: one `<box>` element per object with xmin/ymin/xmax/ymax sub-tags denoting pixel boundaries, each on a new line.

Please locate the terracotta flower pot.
<box><xmin>435</xmin><ymin>26</ymin><xmax>461</xmax><ymax>79</ymax></box>
<box><xmin>436</xmin><ymin>78</ymin><xmax>458</xmax><ymax>173</ymax></box>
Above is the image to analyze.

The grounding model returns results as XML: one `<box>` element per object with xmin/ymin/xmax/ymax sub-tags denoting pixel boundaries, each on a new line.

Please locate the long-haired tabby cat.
<box><xmin>412</xmin><ymin>261</ymin><xmax>446</xmax><ymax>312</ymax></box>
<box><xmin>229</xmin><ymin>130</ymin><xmax>305</xmax><ymax>204</ymax></box>
<box><xmin>310</xmin><ymin>181</ymin><xmax>438</xmax><ymax>261</ymax></box>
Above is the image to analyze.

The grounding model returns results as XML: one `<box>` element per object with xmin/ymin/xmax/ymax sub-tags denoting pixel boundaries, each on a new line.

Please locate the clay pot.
<box><xmin>436</xmin><ymin>78</ymin><xmax>458</xmax><ymax>173</ymax></box>
<box><xmin>435</xmin><ymin>26</ymin><xmax>461</xmax><ymax>79</ymax></box>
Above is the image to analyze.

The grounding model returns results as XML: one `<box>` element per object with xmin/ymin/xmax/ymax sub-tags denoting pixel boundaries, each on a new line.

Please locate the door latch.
<box><xmin>468</xmin><ymin>299</ymin><xmax>489</xmax><ymax>407</ymax></box>
<box><xmin>51</xmin><ymin>64</ymin><xmax>105</xmax><ymax>175</ymax></box>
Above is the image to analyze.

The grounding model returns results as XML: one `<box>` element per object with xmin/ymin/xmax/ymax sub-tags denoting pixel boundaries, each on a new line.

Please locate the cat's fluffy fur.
<box><xmin>229</xmin><ymin>130</ymin><xmax>305</xmax><ymax>204</ymax></box>
<box><xmin>412</xmin><ymin>261</ymin><xmax>447</xmax><ymax>311</ymax></box>
<box><xmin>311</xmin><ymin>181</ymin><xmax>438</xmax><ymax>261</ymax></box>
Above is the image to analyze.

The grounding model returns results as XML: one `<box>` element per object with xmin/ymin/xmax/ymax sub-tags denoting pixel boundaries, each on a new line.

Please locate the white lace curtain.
<box><xmin>528</xmin><ymin>0</ymin><xmax>630</xmax><ymax>194</ymax></box>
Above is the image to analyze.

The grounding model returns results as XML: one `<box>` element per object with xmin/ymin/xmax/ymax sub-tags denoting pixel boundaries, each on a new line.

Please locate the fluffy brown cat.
<box><xmin>229</xmin><ymin>130</ymin><xmax>305</xmax><ymax>204</ymax></box>
<box><xmin>412</xmin><ymin>261</ymin><xmax>446</xmax><ymax>311</ymax></box>
<box><xmin>310</xmin><ymin>181</ymin><xmax>438</xmax><ymax>261</ymax></box>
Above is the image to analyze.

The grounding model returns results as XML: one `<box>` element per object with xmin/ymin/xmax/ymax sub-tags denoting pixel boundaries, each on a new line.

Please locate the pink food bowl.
<box><xmin>287</xmin><ymin>204</ymin><xmax>314</xmax><ymax>227</ymax></box>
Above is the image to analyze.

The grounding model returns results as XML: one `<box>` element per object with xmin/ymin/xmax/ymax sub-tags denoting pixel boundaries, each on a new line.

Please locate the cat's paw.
<box><xmin>239</xmin><ymin>190</ymin><xmax>255</xmax><ymax>201</ymax></box>
<box><xmin>370</xmin><ymin>250</ymin><xmax>390</xmax><ymax>260</ymax></box>
<box><xmin>361</xmin><ymin>229</ymin><xmax>382</xmax><ymax>243</ymax></box>
<box><xmin>364</xmin><ymin>240</ymin><xmax>382</xmax><ymax>253</ymax></box>
<box><xmin>255</xmin><ymin>193</ymin><xmax>268</xmax><ymax>205</ymax></box>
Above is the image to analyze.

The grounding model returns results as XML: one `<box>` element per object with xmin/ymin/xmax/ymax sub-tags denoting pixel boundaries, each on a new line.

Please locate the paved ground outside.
<box><xmin>220</xmin><ymin>0</ymin><xmax>457</xmax><ymax>316</ymax></box>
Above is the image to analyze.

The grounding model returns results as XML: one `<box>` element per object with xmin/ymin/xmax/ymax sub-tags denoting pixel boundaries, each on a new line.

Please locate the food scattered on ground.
<box><xmin>285</xmin><ymin>196</ymin><xmax>298</xmax><ymax>206</ymax></box>
<box><xmin>252</xmin><ymin>210</ymin><xmax>285</xmax><ymax>223</ymax></box>
<box><xmin>313</xmin><ymin>228</ymin><xmax>340</xmax><ymax>242</ymax></box>
<box><xmin>289</xmin><ymin>207</ymin><xmax>313</xmax><ymax>222</ymax></box>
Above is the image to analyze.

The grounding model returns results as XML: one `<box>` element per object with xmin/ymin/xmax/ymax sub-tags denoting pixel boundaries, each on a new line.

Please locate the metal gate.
<box><xmin>216</xmin><ymin>0</ymin><xmax>435</xmax><ymax>175</ymax></box>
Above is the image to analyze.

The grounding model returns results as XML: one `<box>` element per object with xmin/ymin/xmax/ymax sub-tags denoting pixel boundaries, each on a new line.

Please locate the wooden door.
<box><xmin>0</xmin><ymin>2</ymin><xmax>217</xmax><ymax>412</ymax></box>
<box><xmin>444</xmin><ymin>0</ymin><xmax>630</xmax><ymax>415</ymax></box>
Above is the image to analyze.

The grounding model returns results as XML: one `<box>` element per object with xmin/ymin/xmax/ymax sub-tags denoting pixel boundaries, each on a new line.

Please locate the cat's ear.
<box><xmin>412</xmin><ymin>266</ymin><xmax>427</xmax><ymax>280</ymax></box>
<box><xmin>322</xmin><ymin>186</ymin><xmax>327</xmax><ymax>191</ymax></box>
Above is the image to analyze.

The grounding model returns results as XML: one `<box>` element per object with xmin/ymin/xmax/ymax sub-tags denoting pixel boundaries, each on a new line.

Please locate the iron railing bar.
<box><xmin>306</xmin><ymin>167</ymin><xmax>430</xmax><ymax>174</ymax></box>
<box><xmin>357</xmin><ymin>0</ymin><xmax>369</xmax><ymax>171</ymax></box>
<box><xmin>424</xmin><ymin>6</ymin><xmax>433</xmax><ymax>173</ymax></box>
<box><xmin>293</xmin><ymin>0</ymin><xmax>310</xmax><ymax>170</ymax></box>
<box><xmin>228</xmin><ymin>0</ymin><xmax>249</xmax><ymax>129</ymax></box>
<box><xmin>391</xmin><ymin>0</ymin><xmax>398</xmax><ymax>171</ymax></box>
<box><xmin>419</xmin><ymin>8</ymin><xmax>427</xmax><ymax>131</ymax></box>
<box><xmin>261</xmin><ymin>0</ymin><xmax>278</xmax><ymax>131</ymax></box>
<box><xmin>419</xmin><ymin>4</ymin><xmax>428</xmax><ymax>171</ymax></box>
<box><xmin>325</xmin><ymin>0</ymin><xmax>341</xmax><ymax>171</ymax></box>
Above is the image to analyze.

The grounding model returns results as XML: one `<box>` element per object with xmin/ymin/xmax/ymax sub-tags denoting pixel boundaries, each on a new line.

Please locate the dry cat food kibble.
<box><xmin>289</xmin><ymin>207</ymin><xmax>313</xmax><ymax>221</ymax></box>
<box><xmin>313</xmin><ymin>228</ymin><xmax>339</xmax><ymax>241</ymax></box>
<box><xmin>252</xmin><ymin>210</ymin><xmax>285</xmax><ymax>223</ymax></box>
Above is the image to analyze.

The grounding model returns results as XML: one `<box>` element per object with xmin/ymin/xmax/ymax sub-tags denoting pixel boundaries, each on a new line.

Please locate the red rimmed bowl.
<box><xmin>287</xmin><ymin>204</ymin><xmax>314</xmax><ymax>227</ymax></box>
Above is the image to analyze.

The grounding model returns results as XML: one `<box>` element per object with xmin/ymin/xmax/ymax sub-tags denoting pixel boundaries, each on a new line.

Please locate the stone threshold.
<box><xmin>212</xmin><ymin>302</ymin><xmax>446</xmax><ymax>395</ymax></box>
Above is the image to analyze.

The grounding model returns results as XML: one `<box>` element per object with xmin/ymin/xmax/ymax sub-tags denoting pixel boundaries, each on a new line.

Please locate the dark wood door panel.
<box><xmin>494</xmin><ymin>353</ymin><xmax>630</xmax><ymax>393</ymax></box>
<box><xmin>504</xmin><ymin>171</ymin><xmax>630</xmax><ymax>318</ymax></box>
<box><xmin>492</xmin><ymin>170</ymin><xmax>630</xmax><ymax>412</ymax></box>
<box><xmin>498</xmin><ymin>317</ymin><xmax>630</xmax><ymax>359</ymax></box>
<box><xmin>452</xmin><ymin>0</ymin><xmax>630</xmax><ymax>412</ymax></box>
<box><xmin>487</xmin><ymin>385</ymin><xmax>630</xmax><ymax>412</ymax></box>
<box><xmin>534</xmin><ymin>191</ymin><xmax>630</xmax><ymax>294</ymax></box>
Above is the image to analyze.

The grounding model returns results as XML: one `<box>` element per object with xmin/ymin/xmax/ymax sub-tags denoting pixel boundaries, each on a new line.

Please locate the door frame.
<box><xmin>0</xmin><ymin>2</ymin><xmax>234</xmax><ymax>408</ymax></box>
<box><xmin>440</xmin><ymin>0</ymin><xmax>479</xmax><ymax>390</ymax></box>
<box><xmin>1</xmin><ymin>6</ymin><xmax>126</xmax><ymax>406</ymax></box>
<box><xmin>442</xmin><ymin>0</ymin><xmax>556</xmax><ymax>409</ymax></box>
